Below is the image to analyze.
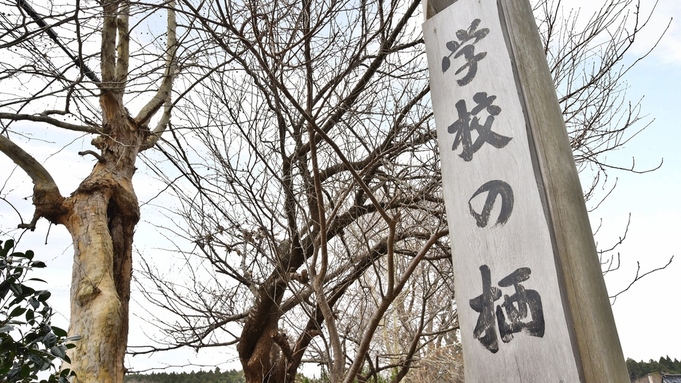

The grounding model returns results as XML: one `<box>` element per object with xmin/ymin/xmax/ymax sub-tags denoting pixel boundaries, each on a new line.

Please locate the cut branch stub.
<box><xmin>0</xmin><ymin>135</ymin><xmax>67</xmax><ymax>229</ymax></box>
<box><xmin>78</xmin><ymin>150</ymin><xmax>107</xmax><ymax>163</ymax></box>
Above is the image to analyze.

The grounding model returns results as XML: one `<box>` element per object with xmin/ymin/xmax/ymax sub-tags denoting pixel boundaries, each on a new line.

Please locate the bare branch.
<box><xmin>78</xmin><ymin>150</ymin><xmax>106</xmax><ymax>163</ymax></box>
<box><xmin>610</xmin><ymin>256</ymin><xmax>674</xmax><ymax>304</ymax></box>
<box><xmin>16</xmin><ymin>0</ymin><xmax>100</xmax><ymax>83</ymax></box>
<box><xmin>0</xmin><ymin>134</ymin><xmax>65</xmax><ymax>230</ymax></box>
<box><xmin>137</xmin><ymin>0</ymin><xmax>179</xmax><ymax>131</ymax></box>
<box><xmin>0</xmin><ymin>113</ymin><xmax>99</xmax><ymax>134</ymax></box>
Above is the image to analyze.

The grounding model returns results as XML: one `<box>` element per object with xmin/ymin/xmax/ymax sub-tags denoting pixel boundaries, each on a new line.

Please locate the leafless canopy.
<box><xmin>0</xmin><ymin>0</ymin><xmax>664</xmax><ymax>382</ymax></box>
<box><xmin>133</xmin><ymin>0</ymin><xmax>666</xmax><ymax>382</ymax></box>
<box><xmin>135</xmin><ymin>0</ymin><xmax>458</xmax><ymax>381</ymax></box>
<box><xmin>534</xmin><ymin>0</ymin><xmax>666</xmax><ymax>208</ymax></box>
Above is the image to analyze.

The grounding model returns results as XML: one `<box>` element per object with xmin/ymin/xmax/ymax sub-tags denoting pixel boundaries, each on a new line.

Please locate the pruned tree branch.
<box><xmin>0</xmin><ymin>134</ymin><xmax>65</xmax><ymax>230</ymax></box>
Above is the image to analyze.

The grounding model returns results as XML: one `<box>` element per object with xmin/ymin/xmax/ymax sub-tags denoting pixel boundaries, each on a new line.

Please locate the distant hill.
<box><xmin>124</xmin><ymin>368</ymin><xmax>245</xmax><ymax>383</ymax></box>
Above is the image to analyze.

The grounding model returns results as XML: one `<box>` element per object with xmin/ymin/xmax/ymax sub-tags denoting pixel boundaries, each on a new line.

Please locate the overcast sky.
<box><xmin>571</xmin><ymin>0</ymin><xmax>681</xmax><ymax>363</ymax></box>
<box><xmin>0</xmin><ymin>0</ymin><xmax>679</xmax><ymax>375</ymax></box>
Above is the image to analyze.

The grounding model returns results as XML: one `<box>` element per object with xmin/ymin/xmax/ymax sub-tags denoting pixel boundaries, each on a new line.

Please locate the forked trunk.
<box><xmin>58</xmin><ymin>95</ymin><xmax>142</xmax><ymax>383</ymax></box>
<box><xmin>0</xmin><ymin>0</ymin><xmax>176</xmax><ymax>380</ymax></box>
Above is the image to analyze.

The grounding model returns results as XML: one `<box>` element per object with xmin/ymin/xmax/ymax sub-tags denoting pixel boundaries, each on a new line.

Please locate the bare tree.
<box><xmin>534</xmin><ymin>0</ymin><xmax>666</xmax><ymax>207</ymax></box>
<box><xmin>132</xmin><ymin>0</ymin><xmax>666</xmax><ymax>382</ymax></box>
<box><xmin>0</xmin><ymin>0</ymin><xmax>664</xmax><ymax>381</ymax></box>
<box><xmin>534</xmin><ymin>0</ymin><xmax>674</xmax><ymax>300</ymax></box>
<box><xmin>0</xmin><ymin>0</ymin><xmax>184</xmax><ymax>381</ymax></box>
<box><xmin>133</xmin><ymin>0</ymin><xmax>453</xmax><ymax>382</ymax></box>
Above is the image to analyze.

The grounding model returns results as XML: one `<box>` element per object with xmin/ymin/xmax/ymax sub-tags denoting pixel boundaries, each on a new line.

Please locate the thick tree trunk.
<box><xmin>65</xmin><ymin>191</ymin><xmax>136</xmax><ymax>383</ymax></box>
<box><xmin>0</xmin><ymin>125</ymin><xmax>139</xmax><ymax>383</ymax></box>
<box><xmin>239</xmin><ymin>278</ymin><xmax>287</xmax><ymax>383</ymax></box>
<box><xmin>0</xmin><ymin>0</ymin><xmax>176</xmax><ymax>380</ymax></box>
<box><xmin>59</xmin><ymin>94</ymin><xmax>142</xmax><ymax>383</ymax></box>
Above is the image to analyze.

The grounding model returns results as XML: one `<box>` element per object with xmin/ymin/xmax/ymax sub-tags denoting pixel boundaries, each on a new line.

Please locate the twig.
<box><xmin>610</xmin><ymin>255</ymin><xmax>674</xmax><ymax>304</ymax></box>
<box><xmin>78</xmin><ymin>150</ymin><xmax>106</xmax><ymax>163</ymax></box>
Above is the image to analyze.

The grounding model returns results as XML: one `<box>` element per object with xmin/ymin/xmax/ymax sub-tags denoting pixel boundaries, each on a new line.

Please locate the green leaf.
<box><xmin>1</xmin><ymin>239</ymin><xmax>14</xmax><ymax>256</ymax></box>
<box><xmin>26</xmin><ymin>309</ymin><xmax>34</xmax><ymax>322</ymax></box>
<box><xmin>0</xmin><ymin>279</ymin><xmax>11</xmax><ymax>299</ymax></box>
<box><xmin>9</xmin><ymin>307</ymin><xmax>26</xmax><ymax>317</ymax></box>
<box><xmin>0</xmin><ymin>240</ymin><xmax>64</xmax><ymax>382</ymax></box>
<box><xmin>25</xmin><ymin>332</ymin><xmax>39</xmax><ymax>343</ymax></box>
<box><xmin>11</xmin><ymin>267</ymin><xmax>24</xmax><ymax>279</ymax></box>
<box><xmin>37</xmin><ymin>290</ymin><xmax>51</xmax><ymax>302</ymax></box>
<box><xmin>43</xmin><ymin>333</ymin><xmax>57</xmax><ymax>348</ymax></box>
<box><xmin>11</xmin><ymin>251</ymin><xmax>29</xmax><ymax>259</ymax></box>
<box><xmin>10</xmin><ymin>286</ymin><xmax>24</xmax><ymax>298</ymax></box>
<box><xmin>20</xmin><ymin>363</ymin><xmax>31</xmax><ymax>378</ymax></box>
<box><xmin>50</xmin><ymin>345</ymin><xmax>66</xmax><ymax>359</ymax></box>
<box><xmin>52</xmin><ymin>326</ymin><xmax>67</xmax><ymax>337</ymax></box>
<box><xmin>19</xmin><ymin>284</ymin><xmax>35</xmax><ymax>295</ymax></box>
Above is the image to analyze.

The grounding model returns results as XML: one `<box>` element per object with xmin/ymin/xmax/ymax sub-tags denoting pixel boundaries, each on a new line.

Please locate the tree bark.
<box><xmin>238</xmin><ymin>276</ymin><xmax>288</xmax><ymax>383</ymax></box>
<box><xmin>60</xmin><ymin>88</ymin><xmax>143</xmax><ymax>381</ymax></box>
<box><xmin>65</xmin><ymin>191</ymin><xmax>135</xmax><ymax>383</ymax></box>
<box><xmin>0</xmin><ymin>111</ymin><xmax>140</xmax><ymax>383</ymax></box>
<box><xmin>1</xmin><ymin>0</ymin><xmax>177</xmax><ymax>380</ymax></box>
<box><xmin>57</xmin><ymin>98</ymin><xmax>141</xmax><ymax>382</ymax></box>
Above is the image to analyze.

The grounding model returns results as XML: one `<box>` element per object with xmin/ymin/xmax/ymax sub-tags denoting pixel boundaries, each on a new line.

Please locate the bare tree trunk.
<box><xmin>238</xmin><ymin>277</ymin><xmax>288</xmax><ymax>383</ymax></box>
<box><xmin>54</xmin><ymin>94</ymin><xmax>142</xmax><ymax>382</ymax></box>
<box><xmin>0</xmin><ymin>0</ymin><xmax>178</xmax><ymax>379</ymax></box>
<box><xmin>66</xmin><ymin>191</ymin><xmax>136</xmax><ymax>383</ymax></box>
<box><xmin>0</xmin><ymin>126</ymin><xmax>140</xmax><ymax>383</ymax></box>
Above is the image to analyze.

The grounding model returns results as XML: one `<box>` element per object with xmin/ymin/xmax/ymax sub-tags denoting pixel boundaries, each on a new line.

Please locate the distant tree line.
<box><xmin>122</xmin><ymin>358</ymin><xmax>681</xmax><ymax>383</ymax></box>
<box><xmin>124</xmin><ymin>368</ymin><xmax>244</xmax><ymax>383</ymax></box>
<box><xmin>627</xmin><ymin>357</ymin><xmax>681</xmax><ymax>381</ymax></box>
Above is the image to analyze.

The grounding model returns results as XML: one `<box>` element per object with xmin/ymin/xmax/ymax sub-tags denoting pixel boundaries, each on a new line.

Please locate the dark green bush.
<box><xmin>0</xmin><ymin>239</ymin><xmax>78</xmax><ymax>383</ymax></box>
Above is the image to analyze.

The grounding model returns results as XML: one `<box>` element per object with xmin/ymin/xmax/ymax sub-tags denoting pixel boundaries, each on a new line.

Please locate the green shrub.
<box><xmin>0</xmin><ymin>239</ymin><xmax>78</xmax><ymax>383</ymax></box>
